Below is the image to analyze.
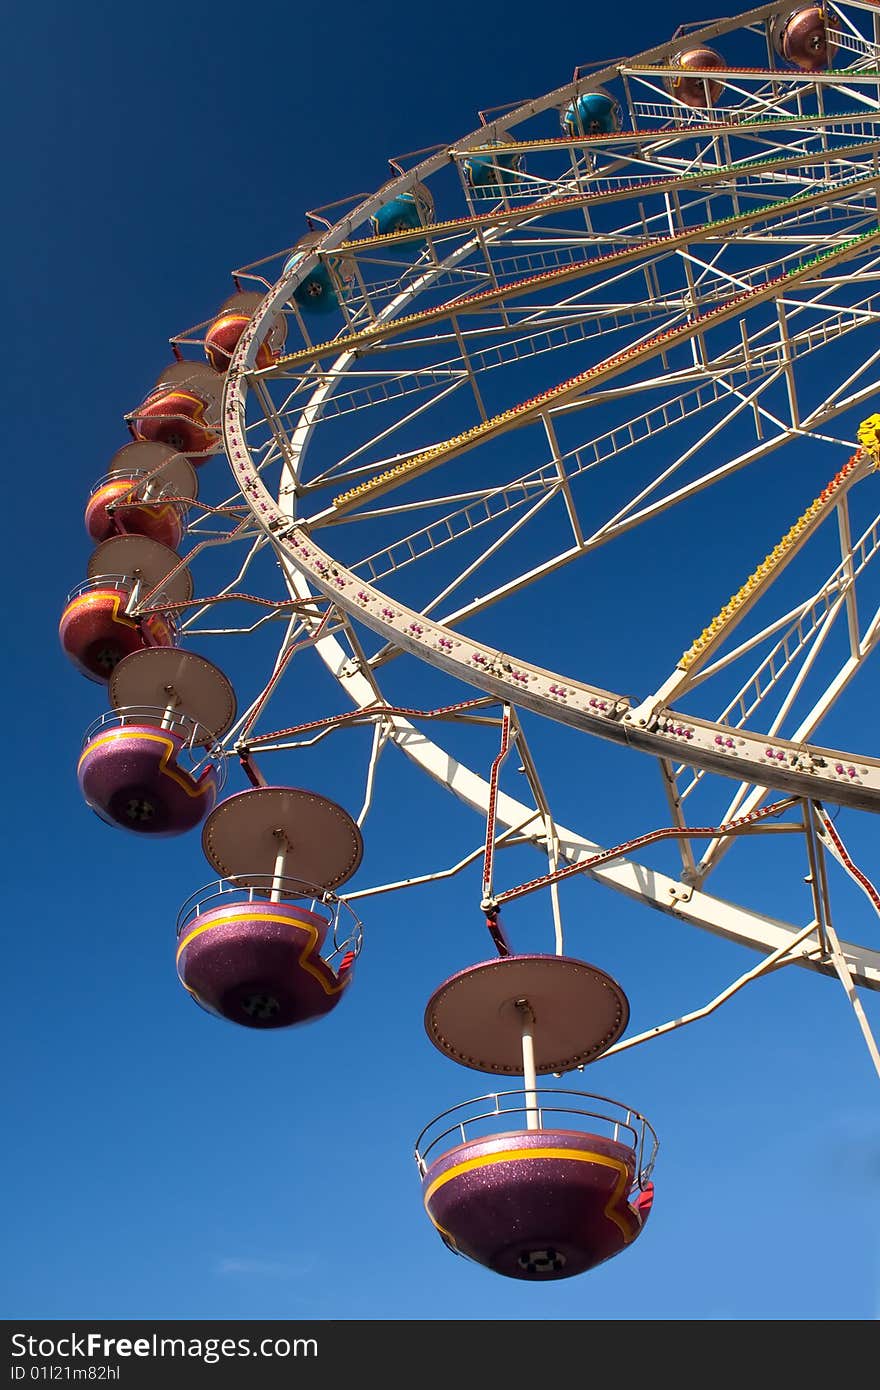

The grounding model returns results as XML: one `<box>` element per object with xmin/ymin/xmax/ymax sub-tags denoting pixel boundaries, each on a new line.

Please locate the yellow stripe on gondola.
<box><xmin>176</xmin><ymin>910</ymin><xmax>346</xmax><ymax>997</ymax></box>
<box><xmin>423</xmin><ymin>1146</ymin><xmax>637</xmax><ymax>1243</ymax></box>
<box><xmin>78</xmin><ymin>729</ymin><xmax>216</xmax><ymax>802</ymax></box>
<box><xmin>63</xmin><ymin>590</ymin><xmax>139</xmax><ymax>629</ymax></box>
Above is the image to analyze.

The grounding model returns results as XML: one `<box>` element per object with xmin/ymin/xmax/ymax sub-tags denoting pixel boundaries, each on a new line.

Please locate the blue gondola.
<box><xmin>370</xmin><ymin>181</ymin><xmax>434</xmax><ymax>249</ymax></box>
<box><xmin>562</xmin><ymin>90</ymin><xmax>621</xmax><ymax>137</ymax></box>
<box><xmin>464</xmin><ymin>142</ymin><xmax>524</xmax><ymax>191</ymax></box>
<box><xmin>284</xmin><ymin>232</ymin><xmax>352</xmax><ymax>315</ymax></box>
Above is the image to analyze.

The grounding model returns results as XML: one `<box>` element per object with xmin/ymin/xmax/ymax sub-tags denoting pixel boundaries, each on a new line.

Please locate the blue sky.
<box><xmin>4</xmin><ymin>0</ymin><xmax>880</xmax><ymax>1321</ymax></box>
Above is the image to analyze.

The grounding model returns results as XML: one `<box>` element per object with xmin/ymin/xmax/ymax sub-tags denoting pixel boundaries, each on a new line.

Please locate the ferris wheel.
<box><xmin>62</xmin><ymin>1</ymin><xmax>880</xmax><ymax>1282</ymax></box>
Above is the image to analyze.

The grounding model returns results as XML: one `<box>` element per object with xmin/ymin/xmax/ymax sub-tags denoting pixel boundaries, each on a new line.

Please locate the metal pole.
<box><xmin>806</xmin><ymin>801</ymin><xmax>880</xmax><ymax>1081</ymax></box>
<box><xmin>271</xmin><ymin>832</ymin><xmax>288</xmax><ymax>903</ymax></box>
<box><xmin>125</xmin><ymin>576</ymin><xmax>141</xmax><ymax>615</ymax></box>
<box><xmin>517</xmin><ymin>999</ymin><xmax>539</xmax><ymax>1131</ymax></box>
<box><xmin>160</xmin><ymin>685</ymin><xmax>179</xmax><ymax>731</ymax></box>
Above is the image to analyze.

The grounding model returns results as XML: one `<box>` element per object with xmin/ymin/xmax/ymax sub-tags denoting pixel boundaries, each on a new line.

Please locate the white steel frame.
<box><xmin>135</xmin><ymin>3</ymin><xmax>880</xmax><ymax>1068</ymax></box>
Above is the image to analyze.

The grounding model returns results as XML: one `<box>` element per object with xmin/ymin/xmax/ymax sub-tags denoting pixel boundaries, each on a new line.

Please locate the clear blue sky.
<box><xmin>4</xmin><ymin>0</ymin><xmax>880</xmax><ymax>1321</ymax></box>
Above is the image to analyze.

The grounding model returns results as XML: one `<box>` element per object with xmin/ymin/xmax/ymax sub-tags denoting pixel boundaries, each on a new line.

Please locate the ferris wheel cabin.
<box><xmin>370</xmin><ymin>182</ymin><xmax>435</xmax><ymax>248</ymax></box>
<box><xmin>771</xmin><ymin>5</ymin><xmax>837</xmax><ymax>70</ymax></box>
<box><xmin>284</xmin><ymin>233</ymin><xmax>354</xmax><ymax>315</ymax></box>
<box><xmin>667</xmin><ymin>47</ymin><xmax>726</xmax><ymax>107</ymax></box>
<box><xmin>561</xmin><ymin>90</ymin><xmax>621</xmax><ymax>136</ymax></box>
<box><xmin>84</xmin><ymin>443</ymin><xmax>197</xmax><ymax>549</ymax></box>
<box><xmin>59</xmin><ymin>535</ymin><xmax>188</xmax><ymax>681</ymax></box>
<box><xmin>416</xmin><ymin>955</ymin><xmax>658</xmax><ymax>1280</ymax></box>
<box><xmin>77</xmin><ymin>649</ymin><xmax>233</xmax><ymax>835</ymax></box>
<box><xmin>463</xmin><ymin>143</ymin><xmax>524</xmax><ymax>190</ymax></box>
<box><xmin>176</xmin><ymin>786</ymin><xmax>364</xmax><ymax>1028</ymax></box>
<box><xmin>131</xmin><ymin>362</ymin><xmax>223</xmax><ymax>462</ymax></box>
<box><xmin>204</xmin><ymin>290</ymin><xmax>288</xmax><ymax>372</ymax></box>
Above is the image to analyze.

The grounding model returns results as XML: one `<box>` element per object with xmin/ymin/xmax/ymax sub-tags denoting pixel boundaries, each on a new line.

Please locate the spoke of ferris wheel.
<box><xmin>354</xmin><ymin>720</ymin><xmax>387</xmax><ymax>829</ymax></box>
<box><xmin>626</xmin><ymin>64</ymin><xmax>880</xmax><ymax>89</ymax></box>
<box><xmin>626</xmin><ymin>71</ymin><xmax>796</xmax><ymax>126</ymax></box>
<box><xmin>640</xmin><ymin>414</ymin><xmax>880</xmax><ymax>720</ymax></box>
<box><xmin>361</xmin><ymin>391</ymin><xmax>778</xmax><ymax>639</ymax></box>
<box><xmin>837</xmin><ymin>6</ymin><xmax>880</xmax><ymax>50</ymax></box>
<box><xmin>290</xmin><ymin>358</ymin><xmax>706</xmax><ymax>500</ymax></box>
<box><xmin>686</xmin><ymin>591</ymin><xmax>849</xmax><ymax>713</ymax></box>
<box><xmin>495</xmin><ymin>120</ymin><xmax>871</xmax><ymax>179</ymax></box>
<box><xmin>329</xmin><ymin>263</ymin><xmax>879</xmax><ymax>419</ymax></box>
<box><xmin>306</xmin><ymin>253</ymin><xmax>880</xmax><ymax>523</ymax></box>
<box><xmin>309</xmin><ymin>373</ymin><xmax>871</xmax><ymax>630</ymax></box>
<box><xmin>707</xmin><ymin>496</ymin><xmax>869</xmax><ymax>725</ymax></box>
<box><xmin>543</xmin><ymin>155</ymin><xmax>867</xmax><ymax>212</ymax></box>
<box><xmin>355</xmin><ymin>219</ymin><xmax>868</xmax><ymax>357</ymax></box>
<box><xmin>386</xmin><ymin>485</ymin><xmax>562</xmax><ymax>647</ymax></box>
<box><xmin>451</xmin><ymin>327</ymin><xmax>861</xmax><ymax>532</ymax></box>
<box><xmin>827</xmin><ymin>8</ymin><xmax>875</xmax><ymax>53</ymax></box>
<box><xmin>584</xmin><ymin>377</ymin><xmax>794</xmax><ymax>545</ymax></box>
<box><xmin>274</xmin><ymin>270</ymin><xmax>879</xmax><ymax>492</ymax></box>
<box><xmin>250</xmin><ymin>219</ymin><xmax>873</xmax><ymax>480</ymax></box>
<box><xmin>311</xmin><ymin>381</ymin><xmax>474</xmax><ymax>489</ymax></box>
<box><xmin>251</xmin><ymin>377</ymin><xmax>301</xmax><ymax>480</ymax></box>
<box><xmin>838</xmin><ymin>489</ymin><xmax>863</xmax><ymax>652</ymax></box>
<box><xmin>177</xmin><ymin>532</ymin><xmax>269</xmax><ymax>632</ymax></box>
<box><xmin>657</xmin><ymin>756</ymin><xmax>700</xmax><ymax>877</ymax></box>
<box><xmin>331</xmin><ymin>144</ymin><xmax>880</xmax><ymax>269</ymax></box>
<box><xmin>688</xmin><ymin>598</ymin><xmax>880</xmax><ymax>881</ymax></box>
<box><xmin>265</xmin><ymin>216</ymin><xmax>878</xmax><ymax>422</ymax></box>
<box><xmin>639</xmin><ymin>438</ymin><xmax>873</xmax><ymax>694</ymax></box>
<box><xmin>342</xmin><ymin>473</ymin><xmax>563</xmax><ymax>580</ymax></box>
<box><xmin>692</xmin><ymin>597</ymin><xmax>880</xmax><ymax>884</ymax></box>
<box><xmin>742</xmin><ymin>590</ymin><xmax>848</xmax><ymax>751</ymax></box>
<box><xmin>347</xmin><ymin>451</ymin><xmax>656</xmax><ymax>595</ymax></box>
<box><xmin>267</xmin><ymin>183</ymin><xmax>880</xmax><ymax>379</ymax></box>
<box><xmin>356</xmin><ymin>368</ymin><xmax>872</xmax><ymax>655</ymax></box>
<box><xmin>451</xmin><ymin>107</ymin><xmax>880</xmax><ymax>163</ymax></box>
<box><xmin>506</xmin><ymin>709</ymin><xmax>566</xmax><ymax>955</ymax></box>
<box><xmin>372</xmin><ymin>446</ymin><xmax>871</xmax><ymax>692</ymax></box>
<box><xmin>342</xmin><ymin>813</ymin><xmax>542</xmax><ymax>904</ymax></box>
<box><xmin>672</xmin><ymin>503</ymin><xmax>880</xmax><ymax>763</ymax></box>
<box><xmin>803</xmin><ymin>802</ymin><xmax>880</xmax><ymax>1080</ymax></box>
<box><xmin>336</xmin><ymin>294</ymin><xmax>682</xmax><ymax>369</ymax></box>
<box><xmin>351</xmin><ymin>323</ymin><xmax>880</xmax><ymax>588</ymax></box>
<box><xmin>600</xmin><ymin>920</ymin><xmax>830</xmax><ymax>1062</ymax></box>
<box><xmin>264</xmin><ymin>361</ymin><xmax>470</xmax><ymax>440</ymax></box>
<box><xmin>270</xmin><ymin>521</ymin><xmax>880</xmax><ymax>983</ymax></box>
